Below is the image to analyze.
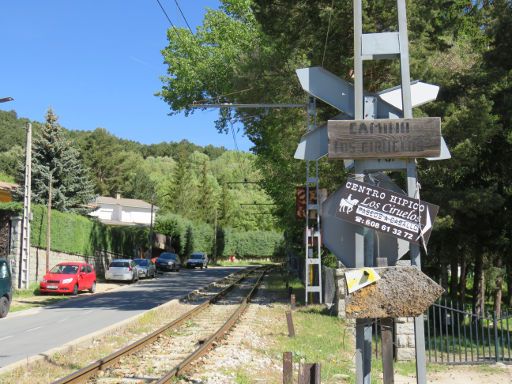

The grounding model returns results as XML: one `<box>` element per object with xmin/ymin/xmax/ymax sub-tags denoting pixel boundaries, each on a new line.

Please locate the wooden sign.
<box><xmin>335</xmin><ymin>178</ymin><xmax>439</xmax><ymax>245</ymax></box>
<box><xmin>327</xmin><ymin>117</ymin><xmax>441</xmax><ymax>159</ymax></box>
<box><xmin>345</xmin><ymin>266</ymin><xmax>444</xmax><ymax>318</ymax></box>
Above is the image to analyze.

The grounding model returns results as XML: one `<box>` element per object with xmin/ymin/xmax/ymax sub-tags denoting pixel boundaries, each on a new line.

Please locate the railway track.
<box><xmin>52</xmin><ymin>267</ymin><xmax>268</xmax><ymax>384</ymax></box>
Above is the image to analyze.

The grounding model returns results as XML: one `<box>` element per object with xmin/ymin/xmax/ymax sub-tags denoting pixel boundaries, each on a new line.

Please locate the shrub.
<box><xmin>155</xmin><ymin>214</ymin><xmax>283</xmax><ymax>259</ymax></box>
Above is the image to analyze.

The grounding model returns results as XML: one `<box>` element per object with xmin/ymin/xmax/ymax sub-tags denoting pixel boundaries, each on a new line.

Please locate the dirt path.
<box><xmin>396</xmin><ymin>364</ymin><xmax>512</xmax><ymax>384</ymax></box>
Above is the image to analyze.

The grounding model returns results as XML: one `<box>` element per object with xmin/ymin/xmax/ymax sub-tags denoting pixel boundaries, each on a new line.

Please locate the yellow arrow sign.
<box><xmin>345</xmin><ymin>268</ymin><xmax>380</xmax><ymax>294</ymax></box>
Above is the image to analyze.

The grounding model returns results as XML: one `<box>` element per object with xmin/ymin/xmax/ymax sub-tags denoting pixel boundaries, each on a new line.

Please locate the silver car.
<box><xmin>105</xmin><ymin>259</ymin><xmax>139</xmax><ymax>283</ymax></box>
<box><xmin>186</xmin><ymin>253</ymin><xmax>208</xmax><ymax>269</ymax></box>
<box><xmin>133</xmin><ymin>258</ymin><xmax>157</xmax><ymax>278</ymax></box>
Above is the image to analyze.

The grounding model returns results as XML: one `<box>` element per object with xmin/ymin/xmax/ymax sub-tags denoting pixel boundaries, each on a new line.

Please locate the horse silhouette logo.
<box><xmin>339</xmin><ymin>194</ymin><xmax>359</xmax><ymax>214</ymax></box>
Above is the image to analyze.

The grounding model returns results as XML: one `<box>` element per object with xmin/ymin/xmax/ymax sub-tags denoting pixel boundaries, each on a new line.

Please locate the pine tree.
<box><xmin>197</xmin><ymin>160</ymin><xmax>219</xmax><ymax>224</ymax></box>
<box><xmin>28</xmin><ymin>108</ymin><xmax>94</xmax><ymax>211</ymax></box>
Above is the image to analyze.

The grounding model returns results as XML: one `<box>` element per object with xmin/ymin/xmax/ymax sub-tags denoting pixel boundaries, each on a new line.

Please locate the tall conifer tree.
<box><xmin>28</xmin><ymin>108</ymin><xmax>94</xmax><ymax>211</ymax></box>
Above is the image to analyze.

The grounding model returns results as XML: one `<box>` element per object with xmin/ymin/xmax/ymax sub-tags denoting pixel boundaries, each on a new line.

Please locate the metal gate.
<box><xmin>425</xmin><ymin>299</ymin><xmax>512</xmax><ymax>364</ymax></box>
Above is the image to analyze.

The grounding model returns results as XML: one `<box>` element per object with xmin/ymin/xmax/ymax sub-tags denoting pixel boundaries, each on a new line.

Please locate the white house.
<box><xmin>89</xmin><ymin>194</ymin><xmax>157</xmax><ymax>226</ymax></box>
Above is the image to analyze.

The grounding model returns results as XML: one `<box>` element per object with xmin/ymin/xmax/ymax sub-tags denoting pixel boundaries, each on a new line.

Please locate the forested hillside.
<box><xmin>0</xmin><ymin>109</ymin><xmax>277</xmax><ymax>232</ymax></box>
<box><xmin>158</xmin><ymin>0</ymin><xmax>512</xmax><ymax>313</ymax></box>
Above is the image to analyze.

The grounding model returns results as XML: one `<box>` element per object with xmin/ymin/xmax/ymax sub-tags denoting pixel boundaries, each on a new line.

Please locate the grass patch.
<box><xmin>10</xmin><ymin>282</ymin><xmax>71</xmax><ymax>312</ymax></box>
<box><xmin>13</xmin><ymin>282</ymin><xmax>40</xmax><ymax>298</ymax></box>
<box><xmin>262</xmin><ymin>271</ymin><xmax>353</xmax><ymax>382</ymax></box>
<box><xmin>235</xmin><ymin>370</ymin><xmax>252</xmax><ymax>384</ymax></box>
<box><xmin>272</xmin><ymin>305</ymin><xmax>354</xmax><ymax>383</ymax></box>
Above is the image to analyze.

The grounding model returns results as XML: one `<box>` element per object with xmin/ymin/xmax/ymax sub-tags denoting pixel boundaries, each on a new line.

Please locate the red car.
<box><xmin>40</xmin><ymin>262</ymin><xmax>96</xmax><ymax>295</ymax></box>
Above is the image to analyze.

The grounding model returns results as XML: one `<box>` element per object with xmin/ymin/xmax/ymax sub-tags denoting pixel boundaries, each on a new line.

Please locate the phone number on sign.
<box><xmin>354</xmin><ymin>216</ymin><xmax>414</xmax><ymax>240</ymax></box>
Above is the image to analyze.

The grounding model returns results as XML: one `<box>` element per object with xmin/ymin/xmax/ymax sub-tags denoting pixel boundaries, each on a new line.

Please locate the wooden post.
<box><xmin>298</xmin><ymin>363</ymin><xmax>321</xmax><ymax>384</ymax></box>
<box><xmin>377</xmin><ymin>257</ymin><xmax>395</xmax><ymax>384</ymax></box>
<box><xmin>291</xmin><ymin>294</ymin><xmax>296</xmax><ymax>311</ymax></box>
<box><xmin>283</xmin><ymin>352</ymin><xmax>293</xmax><ymax>384</ymax></box>
<box><xmin>286</xmin><ymin>310</ymin><xmax>295</xmax><ymax>337</ymax></box>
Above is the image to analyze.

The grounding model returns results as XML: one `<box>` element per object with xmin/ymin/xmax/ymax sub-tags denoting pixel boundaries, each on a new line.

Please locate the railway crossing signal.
<box><xmin>293</xmin><ymin>0</ymin><xmax>446</xmax><ymax>383</ymax></box>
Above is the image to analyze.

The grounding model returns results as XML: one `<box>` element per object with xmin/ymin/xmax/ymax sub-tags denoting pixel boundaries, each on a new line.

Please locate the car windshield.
<box><xmin>190</xmin><ymin>254</ymin><xmax>204</xmax><ymax>260</ymax></box>
<box><xmin>110</xmin><ymin>261</ymin><xmax>129</xmax><ymax>268</ymax></box>
<box><xmin>134</xmin><ymin>259</ymin><xmax>148</xmax><ymax>266</ymax></box>
<box><xmin>159</xmin><ymin>254</ymin><xmax>177</xmax><ymax>260</ymax></box>
<box><xmin>50</xmin><ymin>265</ymin><xmax>78</xmax><ymax>274</ymax></box>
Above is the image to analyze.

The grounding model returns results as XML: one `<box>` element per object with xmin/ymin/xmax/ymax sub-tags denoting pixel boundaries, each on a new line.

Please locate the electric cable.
<box><xmin>321</xmin><ymin>0</ymin><xmax>335</xmax><ymax>68</ymax></box>
<box><xmin>173</xmin><ymin>0</ymin><xmax>193</xmax><ymax>33</ymax></box>
<box><xmin>155</xmin><ymin>0</ymin><xmax>188</xmax><ymax>47</ymax></box>
<box><xmin>322</xmin><ymin>0</ymin><xmax>334</xmax><ymax>67</ymax></box>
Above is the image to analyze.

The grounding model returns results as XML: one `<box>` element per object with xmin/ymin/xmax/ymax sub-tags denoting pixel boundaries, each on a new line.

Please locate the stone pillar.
<box><xmin>9</xmin><ymin>216</ymin><xmax>22</xmax><ymax>288</ymax></box>
<box><xmin>334</xmin><ymin>268</ymin><xmax>347</xmax><ymax>318</ymax></box>
<box><xmin>395</xmin><ymin>317</ymin><xmax>416</xmax><ymax>361</ymax></box>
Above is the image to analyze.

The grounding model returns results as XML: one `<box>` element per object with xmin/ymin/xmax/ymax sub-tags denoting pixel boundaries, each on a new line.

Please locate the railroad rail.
<box><xmin>52</xmin><ymin>267</ymin><xmax>267</xmax><ymax>384</ymax></box>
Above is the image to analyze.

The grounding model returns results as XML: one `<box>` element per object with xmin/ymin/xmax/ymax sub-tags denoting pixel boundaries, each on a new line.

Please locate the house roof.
<box><xmin>94</xmin><ymin>196</ymin><xmax>157</xmax><ymax>210</ymax></box>
<box><xmin>0</xmin><ymin>181</ymin><xmax>18</xmax><ymax>191</ymax></box>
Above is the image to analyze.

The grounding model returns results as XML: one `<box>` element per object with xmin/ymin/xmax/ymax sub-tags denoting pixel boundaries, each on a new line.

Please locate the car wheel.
<box><xmin>90</xmin><ymin>281</ymin><xmax>96</xmax><ymax>293</ymax></box>
<box><xmin>0</xmin><ymin>296</ymin><xmax>10</xmax><ymax>318</ymax></box>
<box><xmin>72</xmin><ymin>284</ymin><xmax>78</xmax><ymax>296</ymax></box>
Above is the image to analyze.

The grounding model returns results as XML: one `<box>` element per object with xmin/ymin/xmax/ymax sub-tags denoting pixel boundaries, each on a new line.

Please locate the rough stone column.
<box><xmin>334</xmin><ymin>268</ymin><xmax>348</xmax><ymax>318</ymax></box>
<box><xmin>395</xmin><ymin>317</ymin><xmax>416</xmax><ymax>360</ymax></box>
<box><xmin>9</xmin><ymin>216</ymin><xmax>22</xmax><ymax>288</ymax></box>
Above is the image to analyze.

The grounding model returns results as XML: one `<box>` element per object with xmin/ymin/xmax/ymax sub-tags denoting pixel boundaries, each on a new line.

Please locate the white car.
<box><xmin>105</xmin><ymin>259</ymin><xmax>139</xmax><ymax>283</ymax></box>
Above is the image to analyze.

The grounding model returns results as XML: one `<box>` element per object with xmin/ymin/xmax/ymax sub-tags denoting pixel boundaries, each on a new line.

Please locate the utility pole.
<box><xmin>213</xmin><ymin>208</ymin><xmax>218</xmax><ymax>263</ymax></box>
<box><xmin>46</xmin><ymin>172</ymin><xmax>52</xmax><ymax>273</ymax></box>
<box><xmin>149</xmin><ymin>194</ymin><xmax>155</xmax><ymax>259</ymax></box>
<box><xmin>19</xmin><ymin>122</ymin><xmax>32</xmax><ymax>289</ymax></box>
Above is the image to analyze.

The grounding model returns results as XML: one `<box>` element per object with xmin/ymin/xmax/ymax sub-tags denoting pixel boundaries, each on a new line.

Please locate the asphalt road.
<box><xmin>0</xmin><ymin>266</ymin><xmax>241</xmax><ymax>369</ymax></box>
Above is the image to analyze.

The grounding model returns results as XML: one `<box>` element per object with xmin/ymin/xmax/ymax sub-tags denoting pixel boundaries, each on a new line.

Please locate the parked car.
<box><xmin>0</xmin><ymin>258</ymin><xmax>12</xmax><ymax>318</ymax></box>
<box><xmin>155</xmin><ymin>252</ymin><xmax>181</xmax><ymax>272</ymax></box>
<box><xmin>133</xmin><ymin>258</ymin><xmax>156</xmax><ymax>278</ymax></box>
<box><xmin>105</xmin><ymin>259</ymin><xmax>139</xmax><ymax>283</ymax></box>
<box><xmin>40</xmin><ymin>262</ymin><xmax>96</xmax><ymax>295</ymax></box>
<box><xmin>186</xmin><ymin>253</ymin><xmax>208</xmax><ymax>269</ymax></box>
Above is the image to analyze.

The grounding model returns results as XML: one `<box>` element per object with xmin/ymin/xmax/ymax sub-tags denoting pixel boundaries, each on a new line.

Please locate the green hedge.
<box><xmin>31</xmin><ymin>205</ymin><xmax>149</xmax><ymax>257</ymax></box>
<box><xmin>0</xmin><ymin>201</ymin><xmax>23</xmax><ymax>214</ymax></box>
<box><xmin>155</xmin><ymin>213</ymin><xmax>283</xmax><ymax>259</ymax></box>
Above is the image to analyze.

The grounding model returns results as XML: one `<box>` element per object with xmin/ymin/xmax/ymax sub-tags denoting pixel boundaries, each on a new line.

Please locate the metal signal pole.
<box><xmin>19</xmin><ymin>123</ymin><xmax>32</xmax><ymax>289</ymax></box>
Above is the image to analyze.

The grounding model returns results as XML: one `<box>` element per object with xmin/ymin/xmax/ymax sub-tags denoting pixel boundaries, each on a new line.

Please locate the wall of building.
<box><xmin>90</xmin><ymin>204</ymin><xmax>153</xmax><ymax>225</ymax></box>
<box><xmin>121</xmin><ymin>207</ymin><xmax>152</xmax><ymax>225</ymax></box>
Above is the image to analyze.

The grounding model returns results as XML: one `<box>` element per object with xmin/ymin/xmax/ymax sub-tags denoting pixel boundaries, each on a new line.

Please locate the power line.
<box><xmin>321</xmin><ymin>0</ymin><xmax>335</xmax><ymax>68</ymax></box>
<box><xmin>240</xmin><ymin>203</ymin><xmax>277</xmax><ymax>206</ymax></box>
<box><xmin>155</xmin><ymin>0</ymin><xmax>176</xmax><ymax>28</ymax></box>
<box><xmin>173</xmin><ymin>0</ymin><xmax>193</xmax><ymax>33</ymax></box>
<box><xmin>190</xmin><ymin>103</ymin><xmax>305</xmax><ymax>109</ymax></box>
<box><xmin>155</xmin><ymin>0</ymin><xmax>188</xmax><ymax>48</ymax></box>
<box><xmin>229</xmin><ymin>120</ymin><xmax>239</xmax><ymax>152</ymax></box>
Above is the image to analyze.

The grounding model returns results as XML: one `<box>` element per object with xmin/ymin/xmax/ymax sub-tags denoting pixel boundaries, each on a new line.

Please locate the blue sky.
<box><xmin>0</xmin><ymin>0</ymin><xmax>252</xmax><ymax>151</ymax></box>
